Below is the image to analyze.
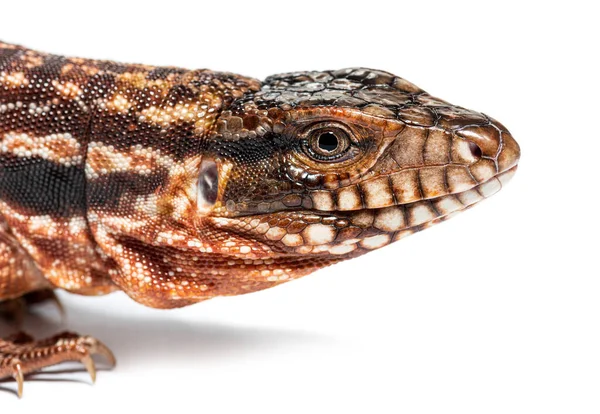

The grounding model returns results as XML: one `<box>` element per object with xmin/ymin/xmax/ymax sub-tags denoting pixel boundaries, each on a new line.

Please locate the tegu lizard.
<box><xmin>0</xmin><ymin>41</ymin><xmax>520</xmax><ymax>397</ymax></box>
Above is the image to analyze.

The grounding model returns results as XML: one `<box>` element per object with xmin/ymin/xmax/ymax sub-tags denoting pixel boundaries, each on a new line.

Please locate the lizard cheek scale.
<box><xmin>0</xmin><ymin>42</ymin><xmax>520</xmax><ymax>396</ymax></box>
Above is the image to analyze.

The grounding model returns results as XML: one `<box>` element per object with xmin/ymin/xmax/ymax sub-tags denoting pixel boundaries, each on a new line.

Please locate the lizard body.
<box><xmin>0</xmin><ymin>41</ymin><xmax>520</xmax><ymax>395</ymax></box>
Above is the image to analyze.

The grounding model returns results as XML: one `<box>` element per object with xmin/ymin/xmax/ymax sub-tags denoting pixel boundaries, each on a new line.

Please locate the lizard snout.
<box><xmin>454</xmin><ymin>118</ymin><xmax>521</xmax><ymax>174</ymax></box>
<box><xmin>309</xmin><ymin>117</ymin><xmax>521</xmax><ymax>213</ymax></box>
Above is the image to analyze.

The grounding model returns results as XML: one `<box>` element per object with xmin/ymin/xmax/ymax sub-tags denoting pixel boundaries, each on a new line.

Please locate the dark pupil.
<box><xmin>317</xmin><ymin>132</ymin><xmax>339</xmax><ymax>152</ymax></box>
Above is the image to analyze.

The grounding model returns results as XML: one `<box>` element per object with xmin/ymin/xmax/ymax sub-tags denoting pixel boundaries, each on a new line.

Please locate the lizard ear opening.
<box><xmin>197</xmin><ymin>158</ymin><xmax>219</xmax><ymax>213</ymax></box>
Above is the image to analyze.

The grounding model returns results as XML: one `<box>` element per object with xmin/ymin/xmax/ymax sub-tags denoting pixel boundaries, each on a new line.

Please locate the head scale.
<box><xmin>192</xmin><ymin>68</ymin><xmax>520</xmax><ymax>286</ymax></box>
<box><xmin>100</xmin><ymin>67</ymin><xmax>520</xmax><ymax>307</ymax></box>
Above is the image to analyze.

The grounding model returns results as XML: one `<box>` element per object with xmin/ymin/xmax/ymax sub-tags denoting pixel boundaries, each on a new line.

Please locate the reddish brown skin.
<box><xmin>0</xmin><ymin>41</ymin><xmax>520</xmax><ymax>395</ymax></box>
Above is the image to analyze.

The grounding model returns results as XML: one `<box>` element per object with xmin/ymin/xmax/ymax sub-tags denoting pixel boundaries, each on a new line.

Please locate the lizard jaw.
<box><xmin>209</xmin><ymin>164</ymin><xmax>518</xmax><ymax>258</ymax></box>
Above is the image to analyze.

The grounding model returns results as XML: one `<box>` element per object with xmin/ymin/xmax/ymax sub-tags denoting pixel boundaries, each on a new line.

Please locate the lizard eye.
<box><xmin>303</xmin><ymin>124</ymin><xmax>354</xmax><ymax>162</ymax></box>
<box><xmin>316</xmin><ymin>132</ymin><xmax>340</xmax><ymax>152</ymax></box>
<box><xmin>197</xmin><ymin>159</ymin><xmax>218</xmax><ymax>212</ymax></box>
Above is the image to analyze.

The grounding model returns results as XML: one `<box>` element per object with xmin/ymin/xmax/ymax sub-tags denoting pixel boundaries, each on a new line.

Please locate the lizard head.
<box><xmin>95</xmin><ymin>67</ymin><xmax>519</xmax><ymax>308</ymax></box>
<box><xmin>197</xmin><ymin>68</ymin><xmax>520</xmax><ymax>282</ymax></box>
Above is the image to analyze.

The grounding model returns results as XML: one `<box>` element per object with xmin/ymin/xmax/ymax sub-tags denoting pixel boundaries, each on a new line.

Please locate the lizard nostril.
<box><xmin>468</xmin><ymin>141</ymin><xmax>483</xmax><ymax>160</ymax></box>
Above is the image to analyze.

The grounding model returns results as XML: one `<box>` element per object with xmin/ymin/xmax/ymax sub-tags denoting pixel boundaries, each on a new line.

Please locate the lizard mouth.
<box><xmin>393</xmin><ymin>164</ymin><xmax>519</xmax><ymax>228</ymax></box>
<box><xmin>318</xmin><ymin>165</ymin><xmax>519</xmax><ymax>250</ymax></box>
<box><xmin>211</xmin><ymin>165</ymin><xmax>518</xmax><ymax>256</ymax></box>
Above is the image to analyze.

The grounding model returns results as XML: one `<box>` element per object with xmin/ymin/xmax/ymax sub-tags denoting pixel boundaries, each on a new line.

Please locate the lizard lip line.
<box><xmin>204</xmin><ymin>166</ymin><xmax>519</xmax><ymax>261</ymax></box>
<box><xmin>214</xmin><ymin>165</ymin><xmax>518</xmax><ymax>230</ymax></box>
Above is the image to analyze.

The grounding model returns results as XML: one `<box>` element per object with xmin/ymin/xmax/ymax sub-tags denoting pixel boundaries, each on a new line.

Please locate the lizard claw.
<box><xmin>81</xmin><ymin>355</ymin><xmax>96</xmax><ymax>384</ymax></box>
<box><xmin>1</xmin><ymin>331</ymin><xmax>116</xmax><ymax>398</ymax></box>
<box><xmin>77</xmin><ymin>336</ymin><xmax>116</xmax><ymax>384</ymax></box>
<box><xmin>79</xmin><ymin>336</ymin><xmax>117</xmax><ymax>368</ymax></box>
<box><xmin>12</xmin><ymin>362</ymin><xmax>24</xmax><ymax>398</ymax></box>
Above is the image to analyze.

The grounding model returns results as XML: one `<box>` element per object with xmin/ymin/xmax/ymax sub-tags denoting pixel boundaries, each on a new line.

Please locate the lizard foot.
<box><xmin>0</xmin><ymin>289</ymin><xmax>64</xmax><ymax>328</ymax></box>
<box><xmin>0</xmin><ymin>331</ymin><xmax>116</xmax><ymax>398</ymax></box>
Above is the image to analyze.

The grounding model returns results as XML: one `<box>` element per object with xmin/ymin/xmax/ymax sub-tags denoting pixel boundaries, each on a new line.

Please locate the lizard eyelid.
<box><xmin>301</xmin><ymin>122</ymin><xmax>356</xmax><ymax>163</ymax></box>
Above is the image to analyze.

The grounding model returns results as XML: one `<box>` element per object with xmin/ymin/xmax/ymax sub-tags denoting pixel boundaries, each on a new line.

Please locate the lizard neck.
<box><xmin>0</xmin><ymin>41</ymin><xmax>261</xmax><ymax>302</ymax></box>
<box><xmin>82</xmin><ymin>64</ymin><xmax>262</xmax><ymax>307</ymax></box>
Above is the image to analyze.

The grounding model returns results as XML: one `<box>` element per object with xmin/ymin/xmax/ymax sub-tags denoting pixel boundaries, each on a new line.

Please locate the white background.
<box><xmin>1</xmin><ymin>1</ymin><xmax>598</xmax><ymax>413</ymax></box>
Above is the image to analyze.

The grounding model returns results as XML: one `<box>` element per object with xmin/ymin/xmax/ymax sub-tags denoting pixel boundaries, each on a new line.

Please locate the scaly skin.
<box><xmin>0</xmin><ymin>41</ymin><xmax>520</xmax><ymax>395</ymax></box>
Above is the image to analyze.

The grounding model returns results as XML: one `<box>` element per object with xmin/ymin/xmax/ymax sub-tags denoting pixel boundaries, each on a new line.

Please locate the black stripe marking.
<box><xmin>87</xmin><ymin>169</ymin><xmax>168</xmax><ymax>211</ymax></box>
<box><xmin>0</xmin><ymin>155</ymin><xmax>86</xmax><ymax>217</ymax></box>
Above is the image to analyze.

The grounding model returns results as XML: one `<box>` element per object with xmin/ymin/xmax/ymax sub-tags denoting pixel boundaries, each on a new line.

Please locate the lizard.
<box><xmin>0</xmin><ymin>40</ymin><xmax>520</xmax><ymax>397</ymax></box>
